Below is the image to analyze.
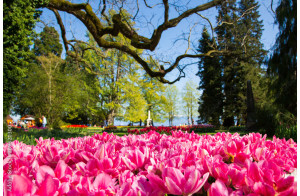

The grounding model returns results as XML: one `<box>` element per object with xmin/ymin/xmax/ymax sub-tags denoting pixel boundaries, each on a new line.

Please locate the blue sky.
<box><xmin>11</xmin><ymin>0</ymin><xmax>280</xmax><ymax>121</ymax></box>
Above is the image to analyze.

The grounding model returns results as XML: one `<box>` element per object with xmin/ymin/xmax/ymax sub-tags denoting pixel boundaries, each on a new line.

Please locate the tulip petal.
<box><xmin>93</xmin><ymin>173</ymin><xmax>114</xmax><ymax>190</ymax></box>
<box><xmin>165</xmin><ymin>177</ymin><xmax>182</xmax><ymax>195</ymax></box>
<box><xmin>209</xmin><ymin>179</ymin><xmax>229</xmax><ymax>196</ymax></box>
<box><xmin>162</xmin><ymin>167</ymin><xmax>184</xmax><ymax>187</ymax></box>
<box><xmin>147</xmin><ymin>173</ymin><xmax>168</xmax><ymax>193</ymax></box>
<box><xmin>276</xmin><ymin>176</ymin><xmax>294</xmax><ymax>192</ymax></box>
<box><xmin>35</xmin><ymin>174</ymin><xmax>58</xmax><ymax>196</ymax></box>
<box><xmin>6</xmin><ymin>175</ymin><xmax>35</xmax><ymax>196</ymax></box>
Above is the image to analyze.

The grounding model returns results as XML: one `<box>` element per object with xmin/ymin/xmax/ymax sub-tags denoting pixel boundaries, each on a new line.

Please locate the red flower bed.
<box><xmin>66</xmin><ymin>125</ymin><xmax>88</xmax><ymax>128</ymax></box>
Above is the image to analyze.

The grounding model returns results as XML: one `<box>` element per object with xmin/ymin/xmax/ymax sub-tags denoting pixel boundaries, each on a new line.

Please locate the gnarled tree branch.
<box><xmin>44</xmin><ymin>0</ymin><xmax>225</xmax><ymax>83</ymax></box>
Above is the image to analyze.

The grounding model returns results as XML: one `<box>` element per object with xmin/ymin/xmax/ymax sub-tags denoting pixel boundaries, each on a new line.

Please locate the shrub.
<box><xmin>190</xmin><ymin>124</ymin><xmax>216</xmax><ymax>133</ymax></box>
<box><xmin>275</xmin><ymin>124</ymin><xmax>297</xmax><ymax>142</ymax></box>
<box><xmin>228</xmin><ymin>126</ymin><xmax>247</xmax><ymax>132</ymax></box>
<box><xmin>104</xmin><ymin>126</ymin><xmax>118</xmax><ymax>132</ymax></box>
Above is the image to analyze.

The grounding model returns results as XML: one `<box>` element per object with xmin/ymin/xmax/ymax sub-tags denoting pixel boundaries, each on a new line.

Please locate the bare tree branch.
<box><xmin>196</xmin><ymin>13</ymin><xmax>217</xmax><ymax>48</ymax></box>
<box><xmin>238</xmin><ymin>5</ymin><xmax>258</xmax><ymax>21</ymax></box>
<box><xmin>133</xmin><ymin>0</ymin><xmax>140</xmax><ymax>20</ymax></box>
<box><xmin>50</xmin><ymin>8</ymin><xmax>69</xmax><ymax>52</ymax></box>
<box><xmin>271</xmin><ymin>0</ymin><xmax>276</xmax><ymax>14</ymax></box>
<box><xmin>44</xmin><ymin>0</ymin><xmax>226</xmax><ymax>83</ymax></box>
<box><xmin>162</xmin><ymin>0</ymin><xmax>169</xmax><ymax>23</ymax></box>
<box><xmin>143</xmin><ymin>0</ymin><xmax>160</xmax><ymax>8</ymax></box>
<box><xmin>184</xmin><ymin>24</ymin><xmax>196</xmax><ymax>54</ymax></box>
<box><xmin>101</xmin><ymin>0</ymin><xmax>111</xmax><ymax>24</ymax></box>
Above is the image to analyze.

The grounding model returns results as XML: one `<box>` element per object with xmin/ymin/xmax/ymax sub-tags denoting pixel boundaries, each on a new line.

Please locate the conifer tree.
<box><xmin>33</xmin><ymin>26</ymin><xmax>62</xmax><ymax>57</ymax></box>
<box><xmin>197</xmin><ymin>27</ymin><xmax>223</xmax><ymax>126</ymax></box>
<box><xmin>214</xmin><ymin>0</ymin><xmax>266</xmax><ymax>126</ymax></box>
<box><xmin>215</xmin><ymin>0</ymin><xmax>239</xmax><ymax>127</ymax></box>
<box><xmin>236</xmin><ymin>0</ymin><xmax>266</xmax><ymax>125</ymax></box>
<box><xmin>267</xmin><ymin>0</ymin><xmax>297</xmax><ymax>118</ymax></box>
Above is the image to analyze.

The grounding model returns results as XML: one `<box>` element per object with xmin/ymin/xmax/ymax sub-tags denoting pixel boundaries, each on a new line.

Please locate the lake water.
<box><xmin>114</xmin><ymin>116</ymin><xmax>194</xmax><ymax>126</ymax></box>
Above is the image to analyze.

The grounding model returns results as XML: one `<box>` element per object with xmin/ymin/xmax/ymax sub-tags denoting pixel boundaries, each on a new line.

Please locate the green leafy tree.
<box><xmin>61</xmin><ymin>36</ymin><xmax>109</xmax><ymax>126</ymax></box>
<box><xmin>100</xmin><ymin>48</ymin><xmax>136</xmax><ymax>125</ymax></box>
<box><xmin>164</xmin><ymin>85</ymin><xmax>179</xmax><ymax>126</ymax></box>
<box><xmin>197</xmin><ymin>27</ymin><xmax>223</xmax><ymax>126</ymax></box>
<box><xmin>67</xmin><ymin>31</ymin><xmax>144</xmax><ymax>125</ymax></box>
<box><xmin>13</xmin><ymin>26</ymin><xmax>82</xmax><ymax>127</ymax></box>
<box><xmin>267</xmin><ymin>0</ymin><xmax>297</xmax><ymax>120</ymax></box>
<box><xmin>61</xmin><ymin>56</ymin><xmax>103</xmax><ymax>126</ymax></box>
<box><xmin>14</xmin><ymin>54</ymin><xmax>75</xmax><ymax>127</ymax></box>
<box><xmin>3</xmin><ymin>0</ymin><xmax>44</xmax><ymax>117</ymax></box>
<box><xmin>119</xmin><ymin>65</ymin><xmax>148</xmax><ymax>124</ymax></box>
<box><xmin>182</xmin><ymin>81</ymin><xmax>199</xmax><ymax>125</ymax></box>
<box><xmin>80</xmin><ymin>11</ymin><xmax>145</xmax><ymax>126</ymax></box>
<box><xmin>141</xmin><ymin>67</ymin><xmax>168</xmax><ymax>125</ymax></box>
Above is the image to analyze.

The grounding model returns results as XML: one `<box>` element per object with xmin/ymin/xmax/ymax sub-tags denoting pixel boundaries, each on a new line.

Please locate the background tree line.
<box><xmin>11</xmin><ymin>24</ymin><xmax>183</xmax><ymax>128</ymax></box>
<box><xmin>197</xmin><ymin>0</ymin><xmax>296</xmax><ymax>133</ymax></box>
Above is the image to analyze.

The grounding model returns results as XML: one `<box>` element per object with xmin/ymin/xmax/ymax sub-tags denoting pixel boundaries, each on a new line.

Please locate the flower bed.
<box><xmin>65</xmin><ymin>125</ymin><xmax>88</xmax><ymax>128</ymax></box>
<box><xmin>127</xmin><ymin>126</ymin><xmax>192</xmax><ymax>134</ymax></box>
<box><xmin>29</xmin><ymin>126</ymin><xmax>48</xmax><ymax>130</ymax></box>
<box><xmin>3</xmin><ymin>131</ymin><xmax>297</xmax><ymax>195</ymax></box>
<box><xmin>104</xmin><ymin>126</ymin><xmax>118</xmax><ymax>132</ymax></box>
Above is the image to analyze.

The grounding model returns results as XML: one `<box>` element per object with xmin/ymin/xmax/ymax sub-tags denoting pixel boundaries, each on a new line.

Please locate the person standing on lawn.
<box><xmin>42</xmin><ymin>116</ymin><xmax>47</xmax><ymax>128</ymax></box>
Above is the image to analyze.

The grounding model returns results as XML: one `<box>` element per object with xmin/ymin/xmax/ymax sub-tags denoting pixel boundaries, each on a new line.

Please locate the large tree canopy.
<box><xmin>3</xmin><ymin>0</ymin><xmax>44</xmax><ymax>117</ymax></box>
<box><xmin>39</xmin><ymin>0</ymin><xmax>236</xmax><ymax>84</ymax></box>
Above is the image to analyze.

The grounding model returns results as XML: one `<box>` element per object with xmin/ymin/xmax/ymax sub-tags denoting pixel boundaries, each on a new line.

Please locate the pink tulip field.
<box><xmin>3</xmin><ymin>130</ymin><xmax>297</xmax><ymax>195</ymax></box>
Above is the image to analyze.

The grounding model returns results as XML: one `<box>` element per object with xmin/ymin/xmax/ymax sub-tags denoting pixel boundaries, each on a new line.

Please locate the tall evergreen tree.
<box><xmin>236</xmin><ymin>0</ymin><xmax>266</xmax><ymax>125</ymax></box>
<box><xmin>197</xmin><ymin>27</ymin><xmax>223</xmax><ymax>126</ymax></box>
<box><xmin>33</xmin><ymin>26</ymin><xmax>63</xmax><ymax>57</ymax></box>
<box><xmin>215</xmin><ymin>0</ymin><xmax>239</xmax><ymax>127</ymax></box>
<box><xmin>214</xmin><ymin>0</ymin><xmax>266</xmax><ymax>127</ymax></box>
<box><xmin>267</xmin><ymin>0</ymin><xmax>297</xmax><ymax>118</ymax></box>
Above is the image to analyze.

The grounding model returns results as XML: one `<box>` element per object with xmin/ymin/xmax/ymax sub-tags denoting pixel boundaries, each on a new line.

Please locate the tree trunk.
<box><xmin>246</xmin><ymin>80</ymin><xmax>256</xmax><ymax>130</ymax></box>
<box><xmin>107</xmin><ymin>110</ymin><xmax>115</xmax><ymax>125</ymax></box>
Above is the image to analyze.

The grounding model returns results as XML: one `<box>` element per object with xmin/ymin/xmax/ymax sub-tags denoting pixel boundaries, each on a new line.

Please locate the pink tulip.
<box><xmin>275</xmin><ymin>176</ymin><xmax>296</xmax><ymax>193</ymax></box>
<box><xmin>162</xmin><ymin>167</ymin><xmax>209</xmax><ymax>195</ymax></box>
<box><xmin>35</xmin><ymin>165</ymin><xmax>55</xmax><ymax>185</ymax></box>
<box><xmin>4</xmin><ymin>175</ymin><xmax>36</xmax><ymax>196</ymax></box>
<box><xmin>206</xmin><ymin>156</ymin><xmax>230</xmax><ymax>185</ymax></box>
<box><xmin>122</xmin><ymin>148</ymin><xmax>146</xmax><ymax>171</ymax></box>
<box><xmin>35</xmin><ymin>174</ymin><xmax>59</xmax><ymax>196</ymax></box>
<box><xmin>93</xmin><ymin>173</ymin><xmax>116</xmax><ymax>195</ymax></box>
<box><xmin>147</xmin><ymin>172</ymin><xmax>168</xmax><ymax>193</ymax></box>
<box><xmin>54</xmin><ymin>160</ymin><xmax>73</xmax><ymax>182</ymax></box>
<box><xmin>2</xmin><ymin>129</ymin><xmax>297</xmax><ymax>195</ymax></box>
<box><xmin>252</xmin><ymin>181</ymin><xmax>275</xmax><ymax>196</ymax></box>
<box><xmin>208</xmin><ymin>179</ymin><xmax>229</xmax><ymax>196</ymax></box>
